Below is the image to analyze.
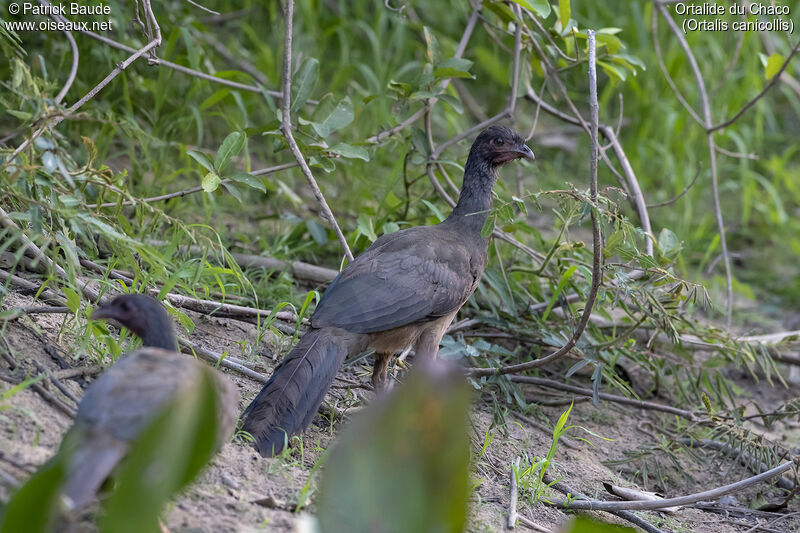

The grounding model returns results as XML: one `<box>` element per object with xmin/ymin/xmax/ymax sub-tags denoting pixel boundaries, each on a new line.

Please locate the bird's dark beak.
<box><xmin>516</xmin><ymin>144</ymin><xmax>535</xmax><ymax>161</ymax></box>
<box><xmin>90</xmin><ymin>306</ymin><xmax>115</xmax><ymax>321</ymax></box>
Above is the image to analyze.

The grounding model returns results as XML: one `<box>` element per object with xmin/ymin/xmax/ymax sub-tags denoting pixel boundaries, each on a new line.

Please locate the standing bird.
<box><xmin>242</xmin><ymin>126</ymin><xmax>534</xmax><ymax>456</ymax></box>
<box><xmin>60</xmin><ymin>294</ymin><xmax>239</xmax><ymax>509</ymax></box>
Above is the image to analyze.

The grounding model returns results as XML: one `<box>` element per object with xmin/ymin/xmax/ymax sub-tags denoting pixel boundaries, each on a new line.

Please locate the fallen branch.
<box><xmin>541</xmin><ymin>473</ymin><xmax>665</xmax><ymax>533</ymax></box>
<box><xmin>545</xmin><ymin>460</ymin><xmax>796</xmax><ymax>511</ymax></box>
<box><xmin>179</xmin><ymin>339</ymin><xmax>268</xmax><ymax>384</ymax></box>
<box><xmin>510</xmin><ymin>376</ymin><xmax>700</xmax><ymax>422</ymax></box>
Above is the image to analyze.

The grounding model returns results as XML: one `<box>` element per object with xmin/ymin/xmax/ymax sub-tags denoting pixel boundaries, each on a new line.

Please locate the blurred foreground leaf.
<box><xmin>317</xmin><ymin>364</ymin><xmax>472</xmax><ymax>533</ymax></box>
<box><xmin>561</xmin><ymin>516</ymin><xmax>635</xmax><ymax>532</ymax></box>
<box><xmin>101</xmin><ymin>371</ymin><xmax>219</xmax><ymax>533</ymax></box>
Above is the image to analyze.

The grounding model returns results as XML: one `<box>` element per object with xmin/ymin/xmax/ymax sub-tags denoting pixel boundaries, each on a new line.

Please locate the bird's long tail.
<box><xmin>61</xmin><ymin>430</ymin><xmax>128</xmax><ymax>509</ymax></box>
<box><xmin>241</xmin><ymin>327</ymin><xmax>367</xmax><ymax>457</ymax></box>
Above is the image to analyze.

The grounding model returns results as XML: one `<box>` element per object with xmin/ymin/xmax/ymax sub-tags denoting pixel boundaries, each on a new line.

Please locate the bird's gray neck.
<box><xmin>446</xmin><ymin>155</ymin><xmax>497</xmax><ymax>234</ymax></box>
<box><xmin>139</xmin><ymin>320</ymin><xmax>177</xmax><ymax>351</ymax></box>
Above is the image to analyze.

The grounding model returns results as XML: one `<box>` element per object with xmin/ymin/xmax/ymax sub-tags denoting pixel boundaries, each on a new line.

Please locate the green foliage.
<box><xmin>316</xmin><ymin>367</ymin><xmax>472</xmax><ymax>533</ymax></box>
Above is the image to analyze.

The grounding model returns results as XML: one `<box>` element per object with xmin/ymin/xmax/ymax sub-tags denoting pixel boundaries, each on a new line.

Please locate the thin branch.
<box><xmin>651</xmin><ymin>11</ymin><xmax>703</xmax><ymax>126</ymax></box>
<box><xmin>86</xmin><ymin>162</ymin><xmax>297</xmax><ymax>208</ymax></box>
<box><xmin>279</xmin><ymin>0</ymin><xmax>353</xmax><ymax>262</ymax></box>
<box><xmin>545</xmin><ymin>460</ymin><xmax>796</xmax><ymax>511</ymax></box>
<box><xmin>466</xmin><ymin>31</ymin><xmax>603</xmax><ymax>377</ymax></box>
<box><xmin>647</xmin><ymin>163</ymin><xmax>702</xmax><ymax>208</ymax></box>
<box><xmin>36</xmin><ymin>0</ymin><xmax>79</xmax><ymax>104</ymax></box>
<box><xmin>709</xmin><ymin>40</ymin><xmax>800</xmax><ymax>132</ymax></box>
<box><xmin>76</xmin><ymin>29</ymin><xmax>285</xmax><ymax>98</ymax></box>
<box><xmin>656</xmin><ymin>3</ymin><xmax>733</xmax><ymax>326</ymax></box>
<box><xmin>542</xmin><ymin>474</ymin><xmax>667</xmax><ymax>533</ymax></box>
<box><xmin>8</xmin><ymin>7</ymin><xmax>163</xmax><ymax>165</ymax></box>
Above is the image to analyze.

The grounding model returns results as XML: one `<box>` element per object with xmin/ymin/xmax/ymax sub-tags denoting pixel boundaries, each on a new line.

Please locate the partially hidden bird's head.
<box><xmin>469</xmin><ymin>126</ymin><xmax>534</xmax><ymax>168</ymax></box>
<box><xmin>91</xmin><ymin>294</ymin><xmax>177</xmax><ymax>351</ymax></box>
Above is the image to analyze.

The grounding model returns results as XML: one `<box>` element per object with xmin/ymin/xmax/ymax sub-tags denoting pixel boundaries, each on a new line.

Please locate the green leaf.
<box><xmin>291</xmin><ymin>57</ymin><xmax>320</xmax><ymax>113</ymax></box>
<box><xmin>541</xmin><ymin>265</ymin><xmax>578</xmax><ymax>321</ymax></box>
<box><xmin>509</xmin><ymin>0</ymin><xmax>551</xmax><ymax>18</ymax></box>
<box><xmin>187</xmin><ymin>150</ymin><xmax>215</xmax><ymax>173</ymax></box>
<box><xmin>202</xmin><ymin>172</ymin><xmax>221</xmax><ymax>193</ymax></box>
<box><xmin>598</xmin><ymin>60</ymin><xmax>627</xmax><ymax>82</ymax></box>
<box><xmin>62</xmin><ymin>286</ymin><xmax>80</xmax><ymax>314</ymax></box>
<box><xmin>227</xmin><ymin>172</ymin><xmax>266</xmax><ymax>193</ymax></box>
<box><xmin>306</xmin><ymin>219</ymin><xmax>329</xmax><ymax>245</ymax></box>
<box><xmin>657</xmin><ymin>228</ymin><xmax>682</xmax><ymax>260</ymax></box>
<box><xmin>221</xmin><ymin>182</ymin><xmax>243</xmax><ymax>203</ymax></box>
<box><xmin>437</xmin><ymin>94</ymin><xmax>463</xmax><ymax>114</ymax></box>
<box><xmin>356</xmin><ymin>213</ymin><xmax>378</xmax><ymax>242</ymax></box>
<box><xmin>765</xmin><ymin>53</ymin><xmax>784</xmax><ymax>80</ymax></box>
<box><xmin>317</xmin><ymin>367</ymin><xmax>471</xmax><ymax>533</ymax></box>
<box><xmin>328</xmin><ymin>143</ymin><xmax>369</xmax><ymax>161</ymax></box>
<box><xmin>214</xmin><ymin>131</ymin><xmax>245</xmax><ymax>174</ymax></box>
<box><xmin>558</xmin><ymin>0</ymin><xmax>571</xmax><ymax>26</ymax></box>
<box><xmin>422</xmin><ymin>26</ymin><xmax>441</xmax><ymax>64</ymax></box>
<box><xmin>309</xmin><ymin>95</ymin><xmax>354</xmax><ymax>138</ymax></box>
<box><xmin>199</xmin><ymin>88</ymin><xmax>231</xmax><ymax>111</ymax></box>
<box><xmin>434</xmin><ymin>58</ymin><xmax>475</xmax><ymax>79</ymax></box>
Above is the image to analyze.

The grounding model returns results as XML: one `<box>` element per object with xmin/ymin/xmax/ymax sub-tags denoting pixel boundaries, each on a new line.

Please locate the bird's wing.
<box><xmin>311</xmin><ymin>225</ymin><xmax>485</xmax><ymax>334</ymax></box>
<box><xmin>76</xmin><ymin>349</ymin><xmax>202</xmax><ymax>442</ymax></box>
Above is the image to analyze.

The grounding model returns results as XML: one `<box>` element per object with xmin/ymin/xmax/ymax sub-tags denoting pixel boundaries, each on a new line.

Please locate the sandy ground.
<box><xmin>1</xmin><ymin>289</ymin><xmax>798</xmax><ymax>533</ymax></box>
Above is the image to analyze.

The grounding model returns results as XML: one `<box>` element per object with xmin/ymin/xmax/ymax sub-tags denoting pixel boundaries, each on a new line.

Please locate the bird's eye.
<box><xmin>120</xmin><ymin>301</ymin><xmax>131</xmax><ymax>312</ymax></box>
<box><xmin>494</xmin><ymin>137</ymin><xmax>504</xmax><ymax>146</ymax></box>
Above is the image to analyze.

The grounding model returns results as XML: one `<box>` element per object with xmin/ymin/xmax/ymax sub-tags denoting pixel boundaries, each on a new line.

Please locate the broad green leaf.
<box><xmin>222</xmin><ymin>182</ymin><xmax>243</xmax><ymax>203</ymax></box>
<box><xmin>187</xmin><ymin>150</ymin><xmax>215</xmax><ymax>173</ymax></box>
<box><xmin>62</xmin><ymin>286</ymin><xmax>80</xmax><ymax>314</ymax></box>
<box><xmin>199</xmin><ymin>88</ymin><xmax>231</xmax><ymax>111</ymax></box>
<box><xmin>434</xmin><ymin>57</ymin><xmax>475</xmax><ymax>79</ymax></box>
<box><xmin>598</xmin><ymin>60</ymin><xmax>627</xmax><ymax>82</ymax></box>
<box><xmin>438</xmin><ymin>94</ymin><xmax>463</xmax><ymax>114</ymax></box>
<box><xmin>657</xmin><ymin>228</ymin><xmax>682</xmax><ymax>260</ymax></box>
<box><xmin>317</xmin><ymin>366</ymin><xmax>471</xmax><ymax>533</ymax></box>
<box><xmin>306</xmin><ymin>219</ymin><xmax>328</xmax><ymax>245</ymax></box>
<box><xmin>509</xmin><ymin>0</ymin><xmax>550</xmax><ymax>18</ymax></box>
<box><xmin>227</xmin><ymin>172</ymin><xmax>266</xmax><ymax>193</ymax></box>
<box><xmin>309</xmin><ymin>94</ymin><xmax>354</xmax><ymax>138</ymax></box>
<box><xmin>214</xmin><ymin>132</ymin><xmax>245</xmax><ymax>174</ymax></box>
<box><xmin>356</xmin><ymin>213</ymin><xmax>378</xmax><ymax>242</ymax></box>
<box><xmin>542</xmin><ymin>264</ymin><xmax>577</xmax><ymax>321</ymax></box>
<box><xmin>202</xmin><ymin>172</ymin><xmax>221</xmax><ymax>193</ymax></box>
<box><xmin>558</xmin><ymin>0</ymin><xmax>571</xmax><ymax>26</ymax></box>
<box><xmin>422</xmin><ymin>26</ymin><xmax>441</xmax><ymax>64</ymax></box>
<box><xmin>328</xmin><ymin>143</ymin><xmax>369</xmax><ymax>161</ymax></box>
<box><xmin>290</xmin><ymin>57</ymin><xmax>320</xmax><ymax>113</ymax></box>
<box><xmin>765</xmin><ymin>53</ymin><xmax>784</xmax><ymax>80</ymax></box>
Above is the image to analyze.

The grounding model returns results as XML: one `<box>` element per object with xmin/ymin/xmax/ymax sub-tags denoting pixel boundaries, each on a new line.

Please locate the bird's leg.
<box><xmin>371</xmin><ymin>352</ymin><xmax>392</xmax><ymax>392</ymax></box>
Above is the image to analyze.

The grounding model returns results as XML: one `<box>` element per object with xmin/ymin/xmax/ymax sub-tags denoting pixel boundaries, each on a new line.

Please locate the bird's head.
<box><xmin>470</xmin><ymin>126</ymin><xmax>534</xmax><ymax>167</ymax></box>
<box><xmin>91</xmin><ymin>294</ymin><xmax>175</xmax><ymax>349</ymax></box>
